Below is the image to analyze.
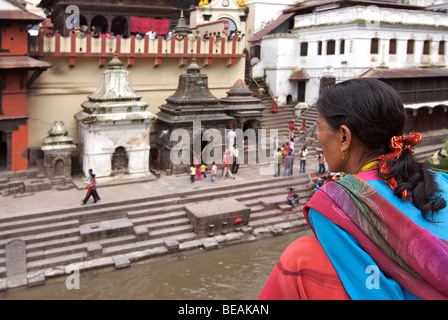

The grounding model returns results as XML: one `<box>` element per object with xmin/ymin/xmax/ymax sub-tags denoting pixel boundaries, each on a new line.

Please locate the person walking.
<box><xmin>194</xmin><ymin>157</ymin><xmax>202</xmax><ymax>180</ymax></box>
<box><xmin>222</xmin><ymin>150</ymin><xmax>234</xmax><ymax>179</ymax></box>
<box><xmin>232</xmin><ymin>144</ymin><xmax>240</xmax><ymax>174</ymax></box>
<box><xmin>299</xmin><ymin>146</ymin><xmax>308</xmax><ymax>173</ymax></box>
<box><xmin>284</xmin><ymin>151</ymin><xmax>294</xmax><ymax>176</ymax></box>
<box><xmin>189</xmin><ymin>164</ymin><xmax>196</xmax><ymax>184</ymax></box>
<box><xmin>81</xmin><ymin>169</ymin><xmax>100</xmax><ymax>205</ymax></box>
<box><xmin>211</xmin><ymin>162</ymin><xmax>217</xmax><ymax>183</ymax></box>
<box><xmin>201</xmin><ymin>163</ymin><xmax>207</xmax><ymax>179</ymax></box>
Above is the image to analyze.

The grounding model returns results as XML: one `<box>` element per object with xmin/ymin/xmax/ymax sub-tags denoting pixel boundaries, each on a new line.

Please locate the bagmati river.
<box><xmin>0</xmin><ymin>229</ymin><xmax>313</xmax><ymax>300</ymax></box>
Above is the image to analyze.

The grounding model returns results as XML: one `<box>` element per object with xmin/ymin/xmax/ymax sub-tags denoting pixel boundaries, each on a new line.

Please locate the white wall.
<box><xmin>260</xmin><ymin>33</ymin><xmax>298</xmax><ymax>104</ymax></box>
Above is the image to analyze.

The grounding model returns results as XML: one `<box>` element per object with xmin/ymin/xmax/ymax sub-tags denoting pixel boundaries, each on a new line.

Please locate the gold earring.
<box><xmin>341</xmin><ymin>147</ymin><xmax>347</xmax><ymax>160</ymax></box>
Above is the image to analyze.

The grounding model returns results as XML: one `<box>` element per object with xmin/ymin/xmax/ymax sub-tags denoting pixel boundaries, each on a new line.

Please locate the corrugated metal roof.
<box><xmin>0</xmin><ymin>56</ymin><xmax>52</xmax><ymax>69</ymax></box>
<box><xmin>248</xmin><ymin>12</ymin><xmax>295</xmax><ymax>43</ymax></box>
<box><xmin>360</xmin><ymin>68</ymin><xmax>448</xmax><ymax>79</ymax></box>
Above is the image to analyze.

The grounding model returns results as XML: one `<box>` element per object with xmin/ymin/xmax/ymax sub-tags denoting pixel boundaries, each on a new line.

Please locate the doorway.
<box><xmin>112</xmin><ymin>146</ymin><xmax>128</xmax><ymax>174</ymax></box>
<box><xmin>0</xmin><ymin>131</ymin><xmax>6</xmax><ymax>171</ymax></box>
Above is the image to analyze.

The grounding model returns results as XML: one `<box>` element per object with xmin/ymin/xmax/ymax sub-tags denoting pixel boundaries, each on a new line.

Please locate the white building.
<box><xmin>249</xmin><ymin>0</ymin><xmax>448</xmax><ymax>132</ymax></box>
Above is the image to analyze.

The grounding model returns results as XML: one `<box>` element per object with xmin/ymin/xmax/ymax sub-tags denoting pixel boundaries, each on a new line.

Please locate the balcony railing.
<box><xmin>29</xmin><ymin>33</ymin><xmax>245</xmax><ymax>68</ymax></box>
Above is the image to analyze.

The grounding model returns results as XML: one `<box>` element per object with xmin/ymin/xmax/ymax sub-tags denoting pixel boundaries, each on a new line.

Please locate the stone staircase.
<box><xmin>0</xmin><ymin>173</ymin><xmax>311</xmax><ymax>289</ymax></box>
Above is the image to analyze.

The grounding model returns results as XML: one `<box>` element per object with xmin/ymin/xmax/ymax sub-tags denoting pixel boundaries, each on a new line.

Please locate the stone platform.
<box><xmin>185</xmin><ymin>198</ymin><xmax>250</xmax><ymax>237</ymax></box>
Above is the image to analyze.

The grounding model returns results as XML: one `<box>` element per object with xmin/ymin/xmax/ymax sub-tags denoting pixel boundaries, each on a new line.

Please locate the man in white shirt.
<box><xmin>146</xmin><ymin>29</ymin><xmax>157</xmax><ymax>39</ymax></box>
<box><xmin>232</xmin><ymin>144</ymin><xmax>240</xmax><ymax>174</ymax></box>
<box><xmin>226</xmin><ymin>128</ymin><xmax>236</xmax><ymax>152</ymax></box>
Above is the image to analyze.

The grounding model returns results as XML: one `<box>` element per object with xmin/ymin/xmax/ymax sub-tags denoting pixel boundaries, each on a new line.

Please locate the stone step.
<box><xmin>26</xmin><ymin>236</ymin><xmax>82</xmax><ymax>254</ymax></box>
<box><xmin>26</xmin><ymin>242</ymin><xmax>87</xmax><ymax>263</ymax></box>
<box><xmin>146</xmin><ymin>217</ymin><xmax>191</xmax><ymax>232</ymax></box>
<box><xmin>240</xmin><ymin>199</ymin><xmax>261</xmax><ymax>207</ymax></box>
<box><xmin>250</xmin><ymin>209</ymin><xmax>282</xmax><ymax>221</ymax></box>
<box><xmin>98</xmin><ymin>235</ymin><xmax>136</xmax><ymax>249</ymax></box>
<box><xmin>24</xmin><ymin>227</ymin><xmax>81</xmax><ymax>246</ymax></box>
<box><xmin>148</xmin><ymin>224</ymin><xmax>194</xmax><ymax>239</ymax></box>
<box><xmin>130</xmin><ymin>210</ymin><xmax>187</xmax><ymax>226</ymax></box>
<box><xmin>27</xmin><ymin>251</ymin><xmax>88</xmax><ymax>272</ymax></box>
<box><xmin>127</xmin><ymin>202</ymin><xmax>184</xmax><ymax>217</ymax></box>
<box><xmin>0</xmin><ymin>219</ymin><xmax>80</xmax><ymax>242</ymax></box>
<box><xmin>250</xmin><ymin>205</ymin><xmax>265</xmax><ymax>213</ymax></box>
<box><xmin>101</xmin><ymin>238</ymin><xmax>164</xmax><ymax>256</ymax></box>
<box><xmin>249</xmin><ymin>213</ymin><xmax>303</xmax><ymax>229</ymax></box>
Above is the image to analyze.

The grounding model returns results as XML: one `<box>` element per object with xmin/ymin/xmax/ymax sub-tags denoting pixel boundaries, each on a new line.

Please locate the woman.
<box><xmin>259</xmin><ymin>78</ymin><xmax>448</xmax><ymax>300</ymax></box>
<box><xmin>81</xmin><ymin>169</ymin><xmax>100</xmax><ymax>205</ymax></box>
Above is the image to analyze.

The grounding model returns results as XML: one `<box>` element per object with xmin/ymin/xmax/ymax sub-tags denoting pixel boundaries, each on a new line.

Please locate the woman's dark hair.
<box><xmin>316</xmin><ymin>78</ymin><xmax>446</xmax><ymax>219</ymax></box>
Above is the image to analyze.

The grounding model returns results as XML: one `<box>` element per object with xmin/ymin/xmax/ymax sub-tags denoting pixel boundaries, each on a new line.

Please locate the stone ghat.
<box><xmin>0</xmin><ymin>174</ymin><xmax>311</xmax><ymax>291</ymax></box>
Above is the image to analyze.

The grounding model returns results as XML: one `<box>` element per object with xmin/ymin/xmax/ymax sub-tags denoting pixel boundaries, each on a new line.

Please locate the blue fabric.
<box><xmin>308</xmin><ymin>171</ymin><xmax>448</xmax><ymax>300</ymax></box>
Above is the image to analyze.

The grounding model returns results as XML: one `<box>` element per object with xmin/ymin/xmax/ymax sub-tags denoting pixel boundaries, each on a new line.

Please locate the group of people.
<box><xmin>189</xmin><ymin>158</ymin><xmax>211</xmax><ymax>184</ymax></box>
<box><xmin>272</xmin><ymin>139</ymin><xmax>309</xmax><ymax>177</ymax></box>
<box><xmin>134</xmin><ymin>29</ymin><xmax>244</xmax><ymax>42</ymax></box>
<box><xmin>189</xmin><ymin>144</ymin><xmax>240</xmax><ymax>184</ymax></box>
<box><xmin>202</xmin><ymin>30</ymin><xmax>244</xmax><ymax>42</ymax></box>
<box><xmin>287</xmin><ymin>120</ymin><xmax>308</xmax><ymax>139</ymax></box>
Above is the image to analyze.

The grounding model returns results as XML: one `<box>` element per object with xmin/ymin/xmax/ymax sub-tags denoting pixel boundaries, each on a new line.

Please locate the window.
<box><xmin>340</xmin><ymin>39</ymin><xmax>345</xmax><ymax>54</ymax></box>
<box><xmin>423</xmin><ymin>40</ymin><xmax>430</xmax><ymax>55</ymax></box>
<box><xmin>389</xmin><ymin>39</ymin><xmax>397</xmax><ymax>55</ymax></box>
<box><xmin>439</xmin><ymin>41</ymin><xmax>445</xmax><ymax>55</ymax></box>
<box><xmin>317</xmin><ymin>41</ymin><xmax>322</xmax><ymax>55</ymax></box>
<box><xmin>407</xmin><ymin>39</ymin><xmax>414</xmax><ymax>54</ymax></box>
<box><xmin>0</xmin><ymin>28</ymin><xmax>10</xmax><ymax>53</ymax></box>
<box><xmin>370</xmin><ymin>38</ymin><xmax>379</xmax><ymax>54</ymax></box>
<box><xmin>300</xmin><ymin>42</ymin><xmax>308</xmax><ymax>56</ymax></box>
<box><xmin>327</xmin><ymin>40</ymin><xmax>335</xmax><ymax>55</ymax></box>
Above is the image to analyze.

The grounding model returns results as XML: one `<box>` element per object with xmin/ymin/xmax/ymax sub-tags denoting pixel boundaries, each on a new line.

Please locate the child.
<box><xmin>194</xmin><ymin>157</ymin><xmax>202</xmax><ymax>180</ymax></box>
<box><xmin>286</xmin><ymin>187</ymin><xmax>298</xmax><ymax>208</ymax></box>
<box><xmin>190</xmin><ymin>164</ymin><xmax>196</xmax><ymax>184</ymax></box>
<box><xmin>211</xmin><ymin>162</ymin><xmax>217</xmax><ymax>183</ymax></box>
<box><xmin>201</xmin><ymin>163</ymin><xmax>207</xmax><ymax>178</ymax></box>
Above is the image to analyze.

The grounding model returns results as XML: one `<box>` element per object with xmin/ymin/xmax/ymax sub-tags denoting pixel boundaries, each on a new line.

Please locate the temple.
<box><xmin>156</xmin><ymin>58</ymin><xmax>232</xmax><ymax>174</ymax></box>
<box><xmin>75</xmin><ymin>55</ymin><xmax>157</xmax><ymax>179</ymax></box>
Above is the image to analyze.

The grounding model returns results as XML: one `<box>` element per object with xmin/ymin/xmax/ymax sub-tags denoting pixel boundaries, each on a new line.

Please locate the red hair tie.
<box><xmin>378</xmin><ymin>133</ymin><xmax>422</xmax><ymax>200</ymax></box>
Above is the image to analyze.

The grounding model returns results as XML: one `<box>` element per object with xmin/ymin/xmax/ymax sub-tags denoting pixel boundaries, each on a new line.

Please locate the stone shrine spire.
<box><xmin>165</xmin><ymin>58</ymin><xmax>220</xmax><ymax>106</ymax></box>
<box><xmin>75</xmin><ymin>56</ymin><xmax>157</xmax><ymax>179</ymax></box>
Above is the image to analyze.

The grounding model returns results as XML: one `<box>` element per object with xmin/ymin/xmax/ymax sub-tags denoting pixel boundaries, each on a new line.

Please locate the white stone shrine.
<box><xmin>75</xmin><ymin>55</ymin><xmax>157</xmax><ymax>179</ymax></box>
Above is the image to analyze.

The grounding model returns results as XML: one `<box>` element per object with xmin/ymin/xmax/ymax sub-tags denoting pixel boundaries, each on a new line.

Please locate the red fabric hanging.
<box><xmin>130</xmin><ymin>16</ymin><xmax>170</xmax><ymax>35</ymax></box>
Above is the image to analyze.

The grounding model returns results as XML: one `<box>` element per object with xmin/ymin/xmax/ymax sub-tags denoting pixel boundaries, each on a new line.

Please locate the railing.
<box><xmin>29</xmin><ymin>33</ymin><xmax>246</xmax><ymax>67</ymax></box>
<box><xmin>295</xmin><ymin>104</ymin><xmax>318</xmax><ymax>144</ymax></box>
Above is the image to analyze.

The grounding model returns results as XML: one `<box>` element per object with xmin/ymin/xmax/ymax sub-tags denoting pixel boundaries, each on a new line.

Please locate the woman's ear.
<box><xmin>339</xmin><ymin>125</ymin><xmax>353</xmax><ymax>149</ymax></box>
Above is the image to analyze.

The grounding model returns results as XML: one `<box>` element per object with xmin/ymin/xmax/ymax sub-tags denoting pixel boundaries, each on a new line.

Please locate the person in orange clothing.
<box><xmin>271</xmin><ymin>96</ymin><xmax>279</xmax><ymax>113</ymax></box>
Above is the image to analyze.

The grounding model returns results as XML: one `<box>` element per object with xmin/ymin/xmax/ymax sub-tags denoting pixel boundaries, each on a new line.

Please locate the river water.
<box><xmin>0</xmin><ymin>229</ymin><xmax>313</xmax><ymax>300</ymax></box>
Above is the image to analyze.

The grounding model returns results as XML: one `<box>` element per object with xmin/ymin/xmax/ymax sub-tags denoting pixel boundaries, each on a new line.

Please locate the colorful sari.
<box><xmin>259</xmin><ymin>171</ymin><xmax>448</xmax><ymax>300</ymax></box>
